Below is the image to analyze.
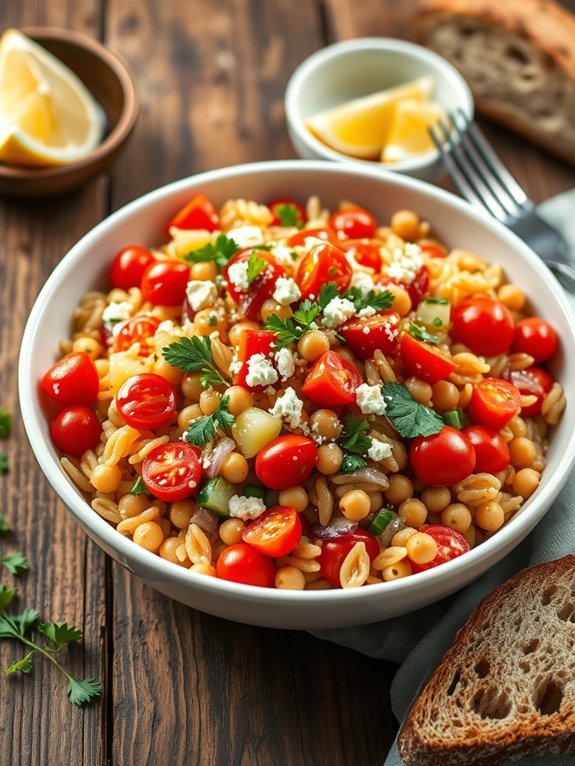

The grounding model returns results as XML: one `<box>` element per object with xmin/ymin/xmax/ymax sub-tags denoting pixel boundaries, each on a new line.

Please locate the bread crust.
<box><xmin>398</xmin><ymin>556</ymin><xmax>575</xmax><ymax>766</ymax></box>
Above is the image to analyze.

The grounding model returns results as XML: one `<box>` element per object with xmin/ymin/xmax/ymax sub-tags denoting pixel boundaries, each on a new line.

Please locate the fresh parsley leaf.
<box><xmin>424</xmin><ymin>298</ymin><xmax>448</xmax><ymax>305</ymax></box>
<box><xmin>3</xmin><ymin>651</ymin><xmax>34</xmax><ymax>675</ymax></box>
<box><xmin>1</xmin><ymin>552</ymin><xmax>29</xmax><ymax>577</ymax></box>
<box><xmin>340</xmin><ymin>453</ymin><xmax>368</xmax><ymax>473</ymax></box>
<box><xmin>162</xmin><ymin>336</ymin><xmax>227</xmax><ymax>387</ymax></box>
<box><xmin>0</xmin><ymin>410</ymin><xmax>11</xmax><ymax>439</ymax></box>
<box><xmin>264</xmin><ymin>315</ymin><xmax>301</xmax><ymax>349</ymax></box>
<box><xmin>441</xmin><ymin>409</ymin><xmax>468</xmax><ymax>430</ymax></box>
<box><xmin>344</xmin><ymin>286</ymin><xmax>394</xmax><ymax>313</ymax></box>
<box><xmin>185</xmin><ymin>396</ymin><xmax>234</xmax><ymax>447</ymax></box>
<box><xmin>408</xmin><ymin>322</ymin><xmax>442</xmax><ymax>345</ymax></box>
<box><xmin>0</xmin><ymin>453</ymin><xmax>8</xmax><ymax>474</ymax></box>
<box><xmin>183</xmin><ymin>234</ymin><xmax>240</xmax><ymax>267</ymax></box>
<box><xmin>67</xmin><ymin>677</ymin><xmax>103</xmax><ymax>707</ymax></box>
<box><xmin>276</xmin><ymin>204</ymin><xmax>303</xmax><ymax>228</ymax></box>
<box><xmin>338</xmin><ymin>416</ymin><xmax>372</xmax><ymax>456</ymax></box>
<box><xmin>0</xmin><ymin>584</ymin><xmax>16</xmax><ymax>610</ymax></box>
<box><xmin>213</xmin><ymin>396</ymin><xmax>235</xmax><ymax>430</ymax></box>
<box><xmin>39</xmin><ymin>621</ymin><xmax>82</xmax><ymax>650</ymax></box>
<box><xmin>318</xmin><ymin>282</ymin><xmax>339</xmax><ymax>311</ymax></box>
<box><xmin>130</xmin><ymin>477</ymin><xmax>149</xmax><ymax>496</ymax></box>
<box><xmin>246</xmin><ymin>254</ymin><xmax>267</xmax><ymax>285</ymax></box>
<box><xmin>382</xmin><ymin>382</ymin><xmax>443</xmax><ymax>438</ymax></box>
<box><xmin>0</xmin><ymin>514</ymin><xmax>11</xmax><ymax>535</ymax></box>
<box><xmin>292</xmin><ymin>300</ymin><xmax>320</xmax><ymax>327</ymax></box>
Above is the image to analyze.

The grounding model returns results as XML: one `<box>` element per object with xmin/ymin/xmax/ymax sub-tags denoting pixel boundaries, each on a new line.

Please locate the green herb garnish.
<box><xmin>0</xmin><ymin>411</ymin><xmax>12</xmax><ymax>439</ymax></box>
<box><xmin>344</xmin><ymin>286</ymin><xmax>394</xmax><ymax>313</ymax></box>
<box><xmin>0</xmin><ymin>454</ymin><xmax>8</xmax><ymax>474</ymax></box>
<box><xmin>1</xmin><ymin>552</ymin><xmax>28</xmax><ymax>577</ymax></box>
<box><xmin>340</xmin><ymin>453</ymin><xmax>368</xmax><ymax>473</ymax></box>
<box><xmin>162</xmin><ymin>336</ymin><xmax>227</xmax><ymax>387</ymax></box>
<box><xmin>246</xmin><ymin>254</ymin><xmax>267</xmax><ymax>285</ymax></box>
<box><xmin>441</xmin><ymin>409</ymin><xmax>468</xmax><ymax>429</ymax></box>
<box><xmin>183</xmin><ymin>233</ymin><xmax>240</xmax><ymax>267</ymax></box>
<box><xmin>317</xmin><ymin>282</ymin><xmax>339</xmax><ymax>310</ymax></box>
<box><xmin>276</xmin><ymin>204</ymin><xmax>303</xmax><ymax>229</ymax></box>
<box><xmin>382</xmin><ymin>382</ymin><xmax>444</xmax><ymax>438</ymax></box>
<box><xmin>185</xmin><ymin>396</ymin><xmax>235</xmax><ymax>447</ymax></box>
<box><xmin>130</xmin><ymin>476</ymin><xmax>149</xmax><ymax>496</ymax></box>
<box><xmin>0</xmin><ymin>515</ymin><xmax>11</xmax><ymax>535</ymax></box>
<box><xmin>264</xmin><ymin>300</ymin><xmax>322</xmax><ymax>349</ymax></box>
<box><xmin>337</xmin><ymin>415</ymin><xmax>373</xmax><ymax>472</ymax></box>
<box><xmin>408</xmin><ymin>322</ymin><xmax>442</xmax><ymax>345</ymax></box>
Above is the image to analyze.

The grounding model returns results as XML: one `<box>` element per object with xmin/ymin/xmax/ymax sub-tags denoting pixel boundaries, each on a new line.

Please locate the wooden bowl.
<box><xmin>0</xmin><ymin>27</ymin><xmax>138</xmax><ymax>197</ymax></box>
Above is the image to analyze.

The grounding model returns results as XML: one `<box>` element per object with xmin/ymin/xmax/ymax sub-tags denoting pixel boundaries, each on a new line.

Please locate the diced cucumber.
<box><xmin>368</xmin><ymin>508</ymin><xmax>394</xmax><ymax>536</ymax></box>
<box><xmin>197</xmin><ymin>476</ymin><xmax>234</xmax><ymax>517</ymax></box>
<box><xmin>244</xmin><ymin>484</ymin><xmax>267</xmax><ymax>500</ymax></box>
<box><xmin>416</xmin><ymin>299</ymin><xmax>451</xmax><ymax>329</ymax></box>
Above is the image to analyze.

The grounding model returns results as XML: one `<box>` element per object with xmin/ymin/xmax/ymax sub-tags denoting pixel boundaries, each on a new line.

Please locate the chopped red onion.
<box><xmin>203</xmin><ymin>437</ymin><xmax>236</xmax><ymax>478</ymax></box>
<box><xmin>311</xmin><ymin>514</ymin><xmax>358</xmax><ymax>540</ymax></box>
<box><xmin>190</xmin><ymin>507</ymin><xmax>218</xmax><ymax>536</ymax></box>
<box><xmin>331</xmin><ymin>467</ymin><xmax>389</xmax><ymax>487</ymax></box>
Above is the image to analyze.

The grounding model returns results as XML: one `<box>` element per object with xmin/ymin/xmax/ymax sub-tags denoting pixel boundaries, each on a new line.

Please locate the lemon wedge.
<box><xmin>0</xmin><ymin>29</ymin><xmax>104</xmax><ymax>167</ymax></box>
<box><xmin>306</xmin><ymin>76</ymin><xmax>434</xmax><ymax>160</ymax></box>
<box><xmin>382</xmin><ymin>100</ymin><xmax>446</xmax><ymax>163</ymax></box>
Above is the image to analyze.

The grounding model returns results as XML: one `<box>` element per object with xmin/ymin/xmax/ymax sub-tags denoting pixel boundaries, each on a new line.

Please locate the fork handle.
<box><xmin>547</xmin><ymin>261</ymin><xmax>575</xmax><ymax>293</ymax></box>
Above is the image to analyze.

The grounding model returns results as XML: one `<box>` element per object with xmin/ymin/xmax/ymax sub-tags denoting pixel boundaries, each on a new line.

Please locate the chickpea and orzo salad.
<box><xmin>40</xmin><ymin>193</ymin><xmax>566</xmax><ymax>590</ymax></box>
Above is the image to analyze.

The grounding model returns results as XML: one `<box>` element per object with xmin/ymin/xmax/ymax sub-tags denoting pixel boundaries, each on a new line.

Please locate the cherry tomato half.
<box><xmin>141</xmin><ymin>260</ymin><xmax>190</xmax><ymax>306</ymax></box>
<box><xmin>301</xmin><ymin>350</ymin><xmax>362</xmax><ymax>408</ymax></box>
<box><xmin>341</xmin><ymin>239</ymin><xmax>382</xmax><ymax>271</ymax></box>
<box><xmin>467</xmin><ymin>378</ymin><xmax>522</xmax><ymax>430</ymax></box>
<box><xmin>242</xmin><ymin>506</ymin><xmax>302</xmax><ymax>558</ymax></box>
<box><xmin>41</xmin><ymin>351</ymin><xmax>99</xmax><ymax>407</ymax></box>
<box><xmin>318</xmin><ymin>530</ymin><xmax>380</xmax><ymax>586</ymax></box>
<box><xmin>224</xmin><ymin>250</ymin><xmax>285</xmax><ymax>321</ymax></box>
<box><xmin>234</xmin><ymin>329</ymin><xmax>277</xmax><ymax>390</ymax></box>
<box><xmin>511</xmin><ymin>317</ymin><xmax>559</xmax><ymax>364</ymax></box>
<box><xmin>112</xmin><ymin>315</ymin><xmax>161</xmax><ymax>357</ymax></box>
<box><xmin>400</xmin><ymin>333</ymin><xmax>458</xmax><ymax>385</ymax></box>
<box><xmin>296</xmin><ymin>242</ymin><xmax>352</xmax><ymax>300</ymax></box>
<box><xmin>462</xmin><ymin>425</ymin><xmax>510</xmax><ymax>474</ymax></box>
<box><xmin>409</xmin><ymin>525</ymin><xmax>470</xmax><ymax>573</ymax></box>
<box><xmin>216</xmin><ymin>544</ymin><xmax>276</xmax><ymax>588</ymax></box>
<box><xmin>141</xmin><ymin>441</ymin><xmax>202</xmax><ymax>502</ymax></box>
<box><xmin>503</xmin><ymin>366</ymin><xmax>553</xmax><ymax>417</ymax></box>
<box><xmin>287</xmin><ymin>227</ymin><xmax>339</xmax><ymax>249</ymax></box>
<box><xmin>377</xmin><ymin>264</ymin><xmax>430</xmax><ymax>306</ymax></box>
<box><xmin>116</xmin><ymin>373</ymin><xmax>177</xmax><ymax>430</ymax></box>
<box><xmin>109</xmin><ymin>246</ymin><xmax>156</xmax><ymax>291</ymax></box>
<box><xmin>167</xmin><ymin>194</ymin><xmax>219</xmax><ymax>233</ymax></box>
<box><xmin>255</xmin><ymin>435</ymin><xmax>318</xmax><ymax>490</ymax></box>
<box><xmin>50</xmin><ymin>405</ymin><xmax>101</xmax><ymax>458</ymax></box>
<box><xmin>417</xmin><ymin>240</ymin><xmax>448</xmax><ymax>259</ymax></box>
<box><xmin>451</xmin><ymin>297</ymin><xmax>514</xmax><ymax>357</ymax></box>
<box><xmin>269</xmin><ymin>199</ymin><xmax>307</xmax><ymax>228</ymax></box>
<box><xmin>329</xmin><ymin>207</ymin><xmax>377</xmax><ymax>240</ymax></box>
<box><xmin>339</xmin><ymin>312</ymin><xmax>401</xmax><ymax>361</ymax></box>
<box><xmin>410</xmin><ymin>426</ymin><xmax>476</xmax><ymax>486</ymax></box>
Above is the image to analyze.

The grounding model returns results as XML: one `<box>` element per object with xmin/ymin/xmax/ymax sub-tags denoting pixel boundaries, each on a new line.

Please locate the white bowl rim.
<box><xmin>284</xmin><ymin>37</ymin><xmax>475</xmax><ymax>173</ymax></box>
<box><xmin>19</xmin><ymin>158</ymin><xmax>575</xmax><ymax>607</ymax></box>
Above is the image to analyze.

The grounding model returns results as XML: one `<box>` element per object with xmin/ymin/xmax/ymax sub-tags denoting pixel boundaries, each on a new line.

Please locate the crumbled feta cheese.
<box><xmin>157</xmin><ymin>319</ymin><xmax>177</xmax><ymax>334</ymax></box>
<box><xmin>229</xmin><ymin>348</ymin><xmax>242</xmax><ymax>376</ymax></box>
<box><xmin>269</xmin><ymin>386</ymin><xmax>303</xmax><ymax>428</ymax></box>
<box><xmin>227</xmin><ymin>260</ymin><xmax>249</xmax><ymax>290</ymax></box>
<box><xmin>185</xmin><ymin>280</ymin><xmax>218</xmax><ymax>311</ymax></box>
<box><xmin>352</xmin><ymin>271</ymin><xmax>377</xmax><ymax>299</ymax></box>
<box><xmin>356</xmin><ymin>383</ymin><xmax>387</xmax><ymax>416</ymax></box>
<box><xmin>226</xmin><ymin>225</ymin><xmax>264</xmax><ymax>249</ymax></box>
<box><xmin>228</xmin><ymin>495</ymin><xmax>267</xmax><ymax>520</ymax></box>
<box><xmin>367</xmin><ymin>439</ymin><xmax>392</xmax><ymax>462</ymax></box>
<box><xmin>274</xmin><ymin>347</ymin><xmax>295</xmax><ymax>381</ymax></box>
<box><xmin>358</xmin><ymin>306</ymin><xmax>376</xmax><ymax>318</ymax></box>
<box><xmin>321</xmin><ymin>297</ymin><xmax>356</xmax><ymax>329</ymax></box>
<box><xmin>102</xmin><ymin>301</ymin><xmax>132</xmax><ymax>334</ymax></box>
<box><xmin>245</xmin><ymin>353</ymin><xmax>279</xmax><ymax>387</ymax></box>
<box><xmin>273</xmin><ymin>277</ymin><xmax>301</xmax><ymax>306</ymax></box>
<box><xmin>271</xmin><ymin>245</ymin><xmax>298</xmax><ymax>268</ymax></box>
<box><xmin>387</xmin><ymin>242</ymin><xmax>424</xmax><ymax>285</ymax></box>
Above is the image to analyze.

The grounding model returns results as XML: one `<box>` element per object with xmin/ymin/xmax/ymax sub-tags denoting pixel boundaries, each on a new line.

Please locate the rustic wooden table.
<box><xmin>1</xmin><ymin>1</ymin><xmax>575</xmax><ymax>764</ymax></box>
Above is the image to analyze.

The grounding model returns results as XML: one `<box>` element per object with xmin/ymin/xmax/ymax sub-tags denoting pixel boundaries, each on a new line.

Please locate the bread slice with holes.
<box><xmin>415</xmin><ymin>0</ymin><xmax>575</xmax><ymax>165</ymax></box>
<box><xmin>397</xmin><ymin>555</ymin><xmax>575</xmax><ymax>766</ymax></box>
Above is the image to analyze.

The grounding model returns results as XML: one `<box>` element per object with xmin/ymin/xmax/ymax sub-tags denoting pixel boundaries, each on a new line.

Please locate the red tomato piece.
<box><xmin>167</xmin><ymin>194</ymin><xmax>219</xmax><ymax>233</ymax></box>
<box><xmin>410</xmin><ymin>525</ymin><xmax>470</xmax><ymax>573</ymax></box>
<box><xmin>503</xmin><ymin>367</ymin><xmax>553</xmax><ymax>417</ymax></box>
<box><xmin>296</xmin><ymin>242</ymin><xmax>352</xmax><ymax>300</ymax></box>
<box><xmin>467</xmin><ymin>378</ymin><xmax>522</xmax><ymax>430</ymax></box>
<box><xmin>224</xmin><ymin>250</ymin><xmax>285</xmax><ymax>321</ymax></box>
<box><xmin>255</xmin><ymin>435</ymin><xmax>318</xmax><ymax>490</ymax></box>
<box><xmin>141</xmin><ymin>441</ymin><xmax>201</xmax><ymax>502</ymax></box>
<box><xmin>511</xmin><ymin>317</ymin><xmax>559</xmax><ymax>364</ymax></box>
<box><xmin>451</xmin><ymin>297</ymin><xmax>514</xmax><ymax>357</ymax></box>
<box><xmin>410</xmin><ymin>426</ymin><xmax>476</xmax><ymax>486</ymax></box>
<box><xmin>41</xmin><ymin>351</ymin><xmax>99</xmax><ymax>407</ymax></box>
<box><xmin>242</xmin><ymin>506</ymin><xmax>302</xmax><ymax>558</ymax></box>
<box><xmin>400</xmin><ymin>333</ymin><xmax>458</xmax><ymax>384</ymax></box>
<box><xmin>287</xmin><ymin>227</ymin><xmax>339</xmax><ymax>248</ymax></box>
<box><xmin>462</xmin><ymin>425</ymin><xmax>510</xmax><ymax>474</ymax></box>
<box><xmin>141</xmin><ymin>260</ymin><xmax>190</xmax><ymax>306</ymax></box>
<box><xmin>234</xmin><ymin>330</ymin><xmax>277</xmax><ymax>390</ymax></box>
<box><xmin>301</xmin><ymin>350</ymin><xmax>362</xmax><ymax>408</ymax></box>
<box><xmin>318</xmin><ymin>530</ymin><xmax>380</xmax><ymax>586</ymax></box>
<box><xmin>216</xmin><ymin>544</ymin><xmax>276</xmax><ymax>588</ymax></box>
<box><xmin>109</xmin><ymin>246</ymin><xmax>155</xmax><ymax>291</ymax></box>
<box><xmin>116</xmin><ymin>373</ymin><xmax>177</xmax><ymax>430</ymax></box>
<box><xmin>339</xmin><ymin>312</ymin><xmax>401</xmax><ymax>361</ymax></box>
<box><xmin>50</xmin><ymin>405</ymin><xmax>101</xmax><ymax>458</ymax></box>
<box><xmin>269</xmin><ymin>199</ymin><xmax>307</xmax><ymax>227</ymax></box>
<box><xmin>329</xmin><ymin>207</ymin><xmax>377</xmax><ymax>240</ymax></box>
<box><xmin>377</xmin><ymin>264</ymin><xmax>430</xmax><ymax>305</ymax></box>
<box><xmin>417</xmin><ymin>240</ymin><xmax>448</xmax><ymax>259</ymax></box>
<box><xmin>111</xmin><ymin>315</ymin><xmax>161</xmax><ymax>357</ymax></box>
<box><xmin>341</xmin><ymin>239</ymin><xmax>382</xmax><ymax>271</ymax></box>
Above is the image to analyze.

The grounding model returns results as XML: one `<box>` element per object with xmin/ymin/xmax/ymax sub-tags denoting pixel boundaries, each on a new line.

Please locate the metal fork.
<box><xmin>429</xmin><ymin>110</ymin><xmax>575</xmax><ymax>293</ymax></box>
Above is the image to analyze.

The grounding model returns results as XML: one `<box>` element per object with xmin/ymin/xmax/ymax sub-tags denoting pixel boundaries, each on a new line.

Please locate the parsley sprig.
<box><xmin>264</xmin><ymin>298</ymin><xmax>322</xmax><ymax>348</ymax></box>
<box><xmin>408</xmin><ymin>322</ymin><xmax>442</xmax><ymax>345</ymax></box>
<box><xmin>185</xmin><ymin>396</ymin><xmax>235</xmax><ymax>447</ymax></box>
<box><xmin>276</xmin><ymin>204</ymin><xmax>304</xmax><ymax>229</ymax></box>
<box><xmin>338</xmin><ymin>416</ymin><xmax>373</xmax><ymax>473</ymax></box>
<box><xmin>0</xmin><ymin>515</ymin><xmax>11</xmax><ymax>535</ymax></box>
<box><xmin>0</xmin><ymin>454</ymin><xmax>7</xmax><ymax>475</ymax></box>
<box><xmin>344</xmin><ymin>286</ymin><xmax>394</xmax><ymax>313</ymax></box>
<box><xmin>1</xmin><ymin>552</ymin><xmax>28</xmax><ymax>577</ymax></box>
<box><xmin>130</xmin><ymin>476</ymin><xmax>149</xmax><ymax>496</ymax></box>
<box><xmin>246</xmin><ymin>254</ymin><xmax>267</xmax><ymax>285</ymax></box>
<box><xmin>382</xmin><ymin>382</ymin><xmax>443</xmax><ymax>438</ymax></box>
<box><xmin>183</xmin><ymin>234</ymin><xmax>240</xmax><ymax>267</ymax></box>
<box><xmin>162</xmin><ymin>336</ymin><xmax>227</xmax><ymax>387</ymax></box>
<box><xmin>0</xmin><ymin>411</ymin><xmax>11</xmax><ymax>439</ymax></box>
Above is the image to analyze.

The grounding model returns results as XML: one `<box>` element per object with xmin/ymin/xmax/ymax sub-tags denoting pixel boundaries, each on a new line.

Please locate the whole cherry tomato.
<box><xmin>462</xmin><ymin>425</ymin><xmax>510</xmax><ymax>474</ymax></box>
<box><xmin>511</xmin><ymin>317</ymin><xmax>559</xmax><ymax>364</ymax></box>
<box><xmin>109</xmin><ymin>246</ymin><xmax>155</xmax><ymax>291</ymax></box>
<box><xmin>234</xmin><ymin>329</ymin><xmax>277</xmax><ymax>390</ymax></box>
<box><xmin>242</xmin><ymin>506</ymin><xmax>302</xmax><ymax>558</ymax></box>
<box><xmin>318</xmin><ymin>530</ymin><xmax>380</xmax><ymax>586</ymax></box>
<box><xmin>339</xmin><ymin>312</ymin><xmax>401</xmax><ymax>361</ymax></box>
<box><xmin>141</xmin><ymin>261</ymin><xmax>190</xmax><ymax>306</ymax></box>
<box><xmin>50</xmin><ymin>405</ymin><xmax>101</xmax><ymax>458</ymax></box>
<box><xmin>41</xmin><ymin>351</ymin><xmax>99</xmax><ymax>407</ymax></box>
<box><xmin>410</xmin><ymin>426</ymin><xmax>476</xmax><ymax>486</ymax></box>
<box><xmin>467</xmin><ymin>378</ymin><xmax>522</xmax><ymax>430</ymax></box>
<box><xmin>112</xmin><ymin>315</ymin><xmax>161</xmax><ymax>356</ymax></box>
<box><xmin>400</xmin><ymin>333</ymin><xmax>458</xmax><ymax>384</ymax></box>
<box><xmin>116</xmin><ymin>373</ymin><xmax>177</xmax><ymax>430</ymax></box>
<box><xmin>503</xmin><ymin>367</ymin><xmax>554</xmax><ymax>417</ymax></box>
<box><xmin>341</xmin><ymin>239</ymin><xmax>382</xmax><ymax>271</ymax></box>
<box><xmin>167</xmin><ymin>194</ymin><xmax>219</xmax><ymax>233</ymax></box>
<box><xmin>296</xmin><ymin>242</ymin><xmax>352</xmax><ymax>300</ymax></box>
<box><xmin>224</xmin><ymin>250</ymin><xmax>285</xmax><ymax>321</ymax></box>
<box><xmin>301</xmin><ymin>350</ymin><xmax>362</xmax><ymax>408</ymax></box>
<box><xmin>409</xmin><ymin>525</ymin><xmax>470</xmax><ymax>573</ymax></box>
<box><xmin>287</xmin><ymin>227</ymin><xmax>339</xmax><ymax>248</ymax></box>
<box><xmin>329</xmin><ymin>207</ymin><xmax>377</xmax><ymax>240</ymax></box>
<box><xmin>141</xmin><ymin>442</ymin><xmax>202</xmax><ymax>502</ymax></box>
<box><xmin>255</xmin><ymin>435</ymin><xmax>318</xmax><ymax>490</ymax></box>
<box><xmin>268</xmin><ymin>199</ymin><xmax>307</xmax><ymax>228</ymax></box>
<box><xmin>451</xmin><ymin>297</ymin><xmax>514</xmax><ymax>356</ymax></box>
<box><xmin>216</xmin><ymin>544</ymin><xmax>276</xmax><ymax>588</ymax></box>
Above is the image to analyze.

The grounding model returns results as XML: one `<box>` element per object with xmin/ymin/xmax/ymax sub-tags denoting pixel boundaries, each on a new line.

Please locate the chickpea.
<box><xmin>153</xmin><ymin>357</ymin><xmax>184</xmax><ymax>386</ymax></box>
<box><xmin>199</xmin><ymin>388</ymin><xmax>220</xmax><ymax>415</ymax></box>
<box><xmin>260</xmin><ymin>299</ymin><xmax>293</xmax><ymax>322</ymax></box>
<box><xmin>181</xmin><ymin>372</ymin><xmax>203</xmax><ymax>402</ymax></box>
<box><xmin>497</xmin><ymin>283</ymin><xmax>526</xmax><ymax>311</ymax></box>
<box><xmin>170</xmin><ymin>500</ymin><xmax>194</xmax><ymax>529</ymax></box>
<box><xmin>224</xmin><ymin>385</ymin><xmax>254</xmax><ymax>416</ymax></box>
<box><xmin>275</xmin><ymin>566</ymin><xmax>306</xmax><ymax>590</ymax></box>
<box><xmin>228</xmin><ymin>321</ymin><xmax>260</xmax><ymax>346</ymax></box>
<box><xmin>195</xmin><ymin>308</ymin><xmax>227</xmax><ymax>337</ymax></box>
<box><xmin>220</xmin><ymin>453</ymin><xmax>249</xmax><ymax>484</ymax></box>
<box><xmin>297</xmin><ymin>330</ymin><xmax>330</xmax><ymax>362</ymax></box>
<box><xmin>398</xmin><ymin>498</ymin><xmax>428</xmax><ymax>528</ymax></box>
<box><xmin>386</xmin><ymin>284</ymin><xmax>412</xmax><ymax>317</ymax></box>
<box><xmin>420</xmin><ymin>486</ymin><xmax>451</xmax><ymax>513</ymax></box>
<box><xmin>309</xmin><ymin>409</ymin><xmax>341</xmax><ymax>439</ymax></box>
<box><xmin>159</xmin><ymin>536</ymin><xmax>184</xmax><ymax>564</ymax></box>
<box><xmin>431</xmin><ymin>381</ymin><xmax>459</xmax><ymax>413</ymax></box>
<box><xmin>278</xmin><ymin>486</ymin><xmax>309</xmax><ymax>513</ymax></box>
<box><xmin>391</xmin><ymin>210</ymin><xmax>420</xmax><ymax>241</ymax></box>
<box><xmin>90</xmin><ymin>463</ymin><xmax>122</xmax><ymax>493</ymax></box>
<box><xmin>219</xmin><ymin>518</ymin><xmax>245</xmax><ymax>545</ymax></box>
<box><xmin>191</xmin><ymin>261</ymin><xmax>217</xmax><ymax>281</ymax></box>
<box><xmin>475</xmin><ymin>501</ymin><xmax>505</xmax><ymax>532</ymax></box>
<box><xmin>316</xmin><ymin>443</ymin><xmax>343</xmax><ymax>475</ymax></box>
<box><xmin>178</xmin><ymin>404</ymin><xmax>203</xmax><ymax>430</ymax></box>
<box><xmin>72</xmin><ymin>336</ymin><xmax>102</xmax><ymax>358</ymax></box>
<box><xmin>157</xmin><ymin>517</ymin><xmax>172</xmax><ymax>538</ymax></box>
<box><xmin>441</xmin><ymin>503</ymin><xmax>472</xmax><ymax>533</ymax></box>
<box><xmin>382</xmin><ymin>559</ymin><xmax>413</xmax><ymax>581</ymax></box>
<box><xmin>405</xmin><ymin>377</ymin><xmax>432</xmax><ymax>405</ymax></box>
<box><xmin>118</xmin><ymin>494</ymin><xmax>150</xmax><ymax>519</ymax></box>
<box><xmin>512</xmin><ymin>468</ymin><xmax>540</xmax><ymax>499</ymax></box>
<box><xmin>391</xmin><ymin>527</ymin><xmax>418</xmax><ymax>547</ymax></box>
<box><xmin>368</xmin><ymin>491</ymin><xmax>383</xmax><ymax>514</ymax></box>
<box><xmin>385</xmin><ymin>474</ymin><xmax>414</xmax><ymax>506</ymax></box>
<box><xmin>133</xmin><ymin>521</ymin><xmax>164</xmax><ymax>552</ymax></box>
<box><xmin>340</xmin><ymin>489</ymin><xmax>371</xmax><ymax>521</ymax></box>
<box><xmin>509</xmin><ymin>437</ymin><xmax>536</xmax><ymax>469</ymax></box>
<box><xmin>406</xmin><ymin>532</ymin><xmax>438</xmax><ymax>565</ymax></box>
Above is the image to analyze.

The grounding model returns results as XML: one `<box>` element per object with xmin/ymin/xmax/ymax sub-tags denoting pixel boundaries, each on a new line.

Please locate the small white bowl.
<box><xmin>19</xmin><ymin>161</ymin><xmax>575</xmax><ymax>630</ymax></box>
<box><xmin>285</xmin><ymin>38</ymin><xmax>474</xmax><ymax>181</ymax></box>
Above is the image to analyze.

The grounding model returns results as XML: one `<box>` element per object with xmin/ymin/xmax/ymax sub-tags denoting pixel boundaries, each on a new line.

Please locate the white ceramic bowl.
<box><xmin>19</xmin><ymin>160</ymin><xmax>575</xmax><ymax>629</ymax></box>
<box><xmin>285</xmin><ymin>38</ymin><xmax>474</xmax><ymax>181</ymax></box>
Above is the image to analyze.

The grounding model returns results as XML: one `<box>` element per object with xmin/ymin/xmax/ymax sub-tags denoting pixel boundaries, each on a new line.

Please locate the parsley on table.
<box><xmin>183</xmin><ymin>233</ymin><xmax>240</xmax><ymax>268</ymax></box>
<box><xmin>0</xmin><ymin>454</ymin><xmax>7</xmax><ymax>474</ymax></box>
<box><xmin>276</xmin><ymin>204</ymin><xmax>303</xmax><ymax>229</ymax></box>
<box><xmin>337</xmin><ymin>415</ymin><xmax>373</xmax><ymax>473</ymax></box>
<box><xmin>1</xmin><ymin>552</ymin><xmax>28</xmax><ymax>577</ymax></box>
<box><xmin>162</xmin><ymin>336</ymin><xmax>227</xmax><ymax>387</ymax></box>
<box><xmin>185</xmin><ymin>396</ymin><xmax>235</xmax><ymax>447</ymax></box>
<box><xmin>246</xmin><ymin>254</ymin><xmax>267</xmax><ymax>284</ymax></box>
<box><xmin>130</xmin><ymin>476</ymin><xmax>149</xmax><ymax>496</ymax></box>
<box><xmin>382</xmin><ymin>382</ymin><xmax>444</xmax><ymax>438</ymax></box>
<box><xmin>0</xmin><ymin>411</ymin><xmax>11</xmax><ymax>439</ymax></box>
<box><xmin>344</xmin><ymin>286</ymin><xmax>394</xmax><ymax>313</ymax></box>
<box><xmin>408</xmin><ymin>322</ymin><xmax>442</xmax><ymax>345</ymax></box>
<box><xmin>0</xmin><ymin>515</ymin><xmax>11</xmax><ymax>535</ymax></box>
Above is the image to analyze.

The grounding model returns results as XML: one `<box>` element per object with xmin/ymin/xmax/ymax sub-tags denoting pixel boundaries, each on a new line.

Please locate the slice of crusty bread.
<box><xmin>415</xmin><ymin>0</ymin><xmax>575</xmax><ymax>165</ymax></box>
<box><xmin>398</xmin><ymin>555</ymin><xmax>575</xmax><ymax>766</ymax></box>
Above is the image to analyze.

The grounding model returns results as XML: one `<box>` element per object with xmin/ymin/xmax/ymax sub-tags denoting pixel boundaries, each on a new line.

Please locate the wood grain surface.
<box><xmin>1</xmin><ymin>1</ymin><xmax>575</xmax><ymax>765</ymax></box>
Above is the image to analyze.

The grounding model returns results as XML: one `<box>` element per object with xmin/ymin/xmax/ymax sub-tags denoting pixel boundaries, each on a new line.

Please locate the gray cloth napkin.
<box><xmin>313</xmin><ymin>187</ymin><xmax>575</xmax><ymax>766</ymax></box>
